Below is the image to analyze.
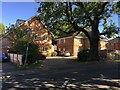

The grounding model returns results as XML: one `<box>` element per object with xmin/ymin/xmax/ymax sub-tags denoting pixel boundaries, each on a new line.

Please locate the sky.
<box><xmin>2</xmin><ymin>2</ymin><xmax>39</xmax><ymax>27</ymax></box>
<box><xmin>1</xmin><ymin>2</ymin><xmax>119</xmax><ymax>30</ymax></box>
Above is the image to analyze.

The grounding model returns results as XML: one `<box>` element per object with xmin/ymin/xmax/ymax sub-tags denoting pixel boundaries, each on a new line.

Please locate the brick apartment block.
<box><xmin>107</xmin><ymin>37</ymin><xmax>120</xmax><ymax>50</ymax></box>
<box><xmin>56</xmin><ymin>32</ymin><xmax>108</xmax><ymax>56</ymax></box>
<box><xmin>1</xmin><ymin>16</ymin><xmax>54</xmax><ymax>56</ymax></box>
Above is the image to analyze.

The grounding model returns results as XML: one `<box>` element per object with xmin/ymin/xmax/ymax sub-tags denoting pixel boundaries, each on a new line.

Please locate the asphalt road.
<box><xmin>1</xmin><ymin>58</ymin><xmax>120</xmax><ymax>90</ymax></box>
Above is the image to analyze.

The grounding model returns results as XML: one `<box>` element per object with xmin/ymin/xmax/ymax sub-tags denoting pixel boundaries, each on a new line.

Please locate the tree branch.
<box><xmin>97</xmin><ymin>2</ymin><xmax>109</xmax><ymax>18</ymax></box>
<box><xmin>77</xmin><ymin>2</ymin><xmax>93</xmax><ymax>25</ymax></box>
<box><xmin>65</xmin><ymin>2</ymin><xmax>73</xmax><ymax>25</ymax></box>
<box><xmin>99</xmin><ymin>32</ymin><xmax>108</xmax><ymax>35</ymax></box>
<box><xmin>65</xmin><ymin>2</ymin><xmax>91</xmax><ymax>41</ymax></box>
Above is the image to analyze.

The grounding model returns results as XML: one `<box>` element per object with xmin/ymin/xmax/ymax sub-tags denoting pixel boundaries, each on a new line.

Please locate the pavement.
<box><xmin>1</xmin><ymin>58</ymin><xmax>120</xmax><ymax>90</ymax></box>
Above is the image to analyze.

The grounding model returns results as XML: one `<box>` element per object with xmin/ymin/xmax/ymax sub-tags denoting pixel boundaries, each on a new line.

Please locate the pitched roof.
<box><xmin>1</xmin><ymin>16</ymin><xmax>54</xmax><ymax>38</ymax></box>
<box><xmin>57</xmin><ymin>31</ymin><xmax>84</xmax><ymax>39</ymax></box>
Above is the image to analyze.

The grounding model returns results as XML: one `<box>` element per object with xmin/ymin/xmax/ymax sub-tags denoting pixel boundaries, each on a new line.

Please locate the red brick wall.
<box><xmin>73</xmin><ymin>38</ymin><xmax>90</xmax><ymax>56</ymax></box>
<box><xmin>2</xmin><ymin>17</ymin><xmax>54</xmax><ymax>56</ymax></box>
<box><xmin>107</xmin><ymin>38</ymin><xmax>120</xmax><ymax>50</ymax></box>
<box><xmin>24</xmin><ymin>18</ymin><xmax>54</xmax><ymax>56</ymax></box>
<box><xmin>57</xmin><ymin>36</ymin><xmax>74</xmax><ymax>55</ymax></box>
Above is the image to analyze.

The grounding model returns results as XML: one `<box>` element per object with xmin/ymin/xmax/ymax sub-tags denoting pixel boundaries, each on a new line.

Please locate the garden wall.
<box><xmin>8</xmin><ymin>53</ymin><xmax>23</xmax><ymax>66</ymax></box>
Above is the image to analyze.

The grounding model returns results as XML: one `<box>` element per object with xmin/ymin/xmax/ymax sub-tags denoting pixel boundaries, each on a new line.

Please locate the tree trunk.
<box><xmin>89</xmin><ymin>22</ymin><xmax>100</xmax><ymax>61</ymax></box>
<box><xmin>89</xmin><ymin>37</ymin><xmax>99</xmax><ymax>61</ymax></box>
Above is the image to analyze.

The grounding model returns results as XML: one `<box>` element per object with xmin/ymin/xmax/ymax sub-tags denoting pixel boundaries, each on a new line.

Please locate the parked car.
<box><xmin>55</xmin><ymin>50</ymin><xmax>64</xmax><ymax>56</ymax></box>
<box><xmin>0</xmin><ymin>52</ymin><xmax>8</xmax><ymax>62</ymax></box>
<box><xmin>64</xmin><ymin>51</ymin><xmax>71</xmax><ymax>57</ymax></box>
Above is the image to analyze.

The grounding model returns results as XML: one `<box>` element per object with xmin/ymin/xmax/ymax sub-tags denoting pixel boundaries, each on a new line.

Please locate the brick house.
<box><xmin>1</xmin><ymin>16</ymin><xmax>54</xmax><ymax>56</ymax></box>
<box><xmin>56</xmin><ymin>32</ymin><xmax>108</xmax><ymax>56</ymax></box>
<box><xmin>99</xmin><ymin>37</ymin><xmax>108</xmax><ymax>50</ymax></box>
<box><xmin>106</xmin><ymin>37</ymin><xmax>120</xmax><ymax>50</ymax></box>
<box><xmin>56</xmin><ymin>32</ymin><xmax>90</xmax><ymax>56</ymax></box>
<box><xmin>106</xmin><ymin>37</ymin><xmax>120</xmax><ymax>60</ymax></box>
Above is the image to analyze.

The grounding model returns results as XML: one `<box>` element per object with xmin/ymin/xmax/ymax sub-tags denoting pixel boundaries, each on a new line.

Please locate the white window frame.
<box><xmin>63</xmin><ymin>48</ymin><xmax>66</xmax><ymax>51</ymax></box>
<box><xmin>43</xmin><ymin>47</ymin><xmax>48</xmax><ymax>51</ymax></box>
<box><xmin>43</xmin><ymin>35</ymin><xmax>48</xmax><ymax>40</ymax></box>
<box><xmin>59</xmin><ymin>39</ymin><xmax>61</xmax><ymax>44</ymax></box>
<box><xmin>63</xmin><ymin>39</ymin><xmax>65</xmax><ymax>43</ymax></box>
<box><xmin>33</xmin><ymin>34</ymin><xmax>38</xmax><ymax>40</ymax></box>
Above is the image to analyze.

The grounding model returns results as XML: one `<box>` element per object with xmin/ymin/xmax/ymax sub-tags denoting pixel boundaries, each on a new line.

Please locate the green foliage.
<box><xmin>7</xmin><ymin>25</ymin><xmax>29</xmax><ymax>46</ymax></box>
<box><xmin>37</xmin><ymin>2</ymin><xmax>119</xmax><ymax>38</ymax></box>
<box><xmin>8</xmin><ymin>40</ymin><xmax>40</xmax><ymax>65</ymax></box>
<box><xmin>47</xmin><ymin>52</ymin><xmax>51</xmax><ymax>57</ymax></box>
<box><xmin>37</xmin><ymin>2</ymin><xmax>74</xmax><ymax>38</ymax></box>
<box><xmin>0</xmin><ymin>23</ymin><xmax>5</xmax><ymax>36</ymax></box>
<box><xmin>51</xmin><ymin>51</ymin><xmax>57</xmax><ymax>56</ymax></box>
<box><xmin>77</xmin><ymin>49</ymin><xmax>90</xmax><ymax>61</ymax></box>
<box><xmin>37</xmin><ymin>2</ymin><xmax>119</xmax><ymax>61</ymax></box>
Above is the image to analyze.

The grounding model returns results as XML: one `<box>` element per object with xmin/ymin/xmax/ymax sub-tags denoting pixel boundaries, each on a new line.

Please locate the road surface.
<box><xmin>1</xmin><ymin>58</ymin><xmax>120</xmax><ymax>90</ymax></box>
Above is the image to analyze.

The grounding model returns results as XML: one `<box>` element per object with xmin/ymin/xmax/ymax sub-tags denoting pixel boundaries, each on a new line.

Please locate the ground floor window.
<box><xmin>43</xmin><ymin>46</ymin><xmax>48</xmax><ymax>51</ymax></box>
<box><xmin>63</xmin><ymin>48</ymin><xmax>66</xmax><ymax>51</ymax></box>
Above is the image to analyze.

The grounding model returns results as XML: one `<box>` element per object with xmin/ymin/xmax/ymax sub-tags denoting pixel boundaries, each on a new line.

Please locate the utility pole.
<box><xmin>24</xmin><ymin>29</ymin><xmax>32</xmax><ymax>66</ymax></box>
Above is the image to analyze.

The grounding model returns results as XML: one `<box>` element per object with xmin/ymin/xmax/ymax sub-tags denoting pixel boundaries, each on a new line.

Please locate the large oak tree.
<box><xmin>37</xmin><ymin>2</ymin><xmax>119</xmax><ymax>61</ymax></box>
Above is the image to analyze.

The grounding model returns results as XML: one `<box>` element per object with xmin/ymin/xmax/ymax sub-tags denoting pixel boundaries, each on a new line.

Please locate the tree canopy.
<box><xmin>0</xmin><ymin>23</ymin><xmax>5</xmax><ymax>36</ymax></box>
<box><xmin>37</xmin><ymin>2</ymin><xmax>119</xmax><ymax>61</ymax></box>
<box><xmin>37</xmin><ymin>2</ymin><xmax>119</xmax><ymax>38</ymax></box>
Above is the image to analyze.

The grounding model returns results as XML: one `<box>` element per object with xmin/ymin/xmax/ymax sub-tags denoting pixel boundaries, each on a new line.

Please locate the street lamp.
<box><xmin>24</xmin><ymin>28</ymin><xmax>32</xmax><ymax>66</ymax></box>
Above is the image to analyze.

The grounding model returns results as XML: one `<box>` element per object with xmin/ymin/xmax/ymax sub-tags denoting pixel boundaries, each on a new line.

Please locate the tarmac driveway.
<box><xmin>1</xmin><ymin>58</ymin><xmax>120</xmax><ymax>90</ymax></box>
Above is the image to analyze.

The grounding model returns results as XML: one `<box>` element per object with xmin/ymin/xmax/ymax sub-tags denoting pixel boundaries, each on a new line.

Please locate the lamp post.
<box><xmin>24</xmin><ymin>28</ymin><xmax>32</xmax><ymax>66</ymax></box>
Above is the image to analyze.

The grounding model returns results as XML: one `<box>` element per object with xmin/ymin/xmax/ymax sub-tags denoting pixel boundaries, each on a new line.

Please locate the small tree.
<box><xmin>8</xmin><ymin>25</ymin><xmax>40</xmax><ymax>64</ymax></box>
<box><xmin>9</xmin><ymin>39</ymin><xmax>40</xmax><ymax>64</ymax></box>
<box><xmin>0</xmin><ymin>23</ymin><xmax>5</xmax><ymax>36</ymax></box>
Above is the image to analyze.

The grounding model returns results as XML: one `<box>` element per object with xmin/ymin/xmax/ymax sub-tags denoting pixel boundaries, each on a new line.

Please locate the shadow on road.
<box><xmin>1</xmin><ymin>59</ymin><xmax>120</xmax><ymax>90</ymax></box>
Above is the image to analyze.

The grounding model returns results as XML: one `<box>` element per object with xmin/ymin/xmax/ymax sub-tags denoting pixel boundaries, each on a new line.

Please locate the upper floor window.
<box><xmin>42</xmin><ymin>35</ymin><xmax>48</xmax><ymax>40</ymax></box>
<box><xmin>33</xmin><ymin>34</ymin><xmax>37</xmax><ymax>40</ymax></box>
<box><xmin>77</xmin><ymin>38</ymin><xmax>81</xmax><ymax>43</ymax></box>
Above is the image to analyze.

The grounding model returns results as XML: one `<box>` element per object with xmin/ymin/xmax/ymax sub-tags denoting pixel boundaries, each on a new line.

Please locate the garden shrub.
<box><xmin>51</xmin><ymin>51</ymin><xmax>57</xmax><ymax>56</ymax></box>
<box><xmin>8</xmin><ymin>40</ymin><xmax>40</xmax><ymax>65</ymax></box>
<box><xmin>47</xmin><ymin>52</ymin><xmax>51</xmax><ymax>57</ymax></box>
<box><xmin>77</xmin><ymin>49</ymin><xmax>90</xmax><ymax>61</ymax></box>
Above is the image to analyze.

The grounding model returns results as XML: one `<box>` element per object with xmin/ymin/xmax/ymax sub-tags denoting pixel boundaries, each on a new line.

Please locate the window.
<box><xmin>77</xmin><ymin>38</ymin><xmax>81</xmax><ymax>43</ymax></box>
<box><xmin>114</xmin><ymin>43</ymin><xmax>116</xmax><ymax>50</ymax></box>
<box><xmin>59</xmin><ymin>39</ymin><xmax>61</xmax><ymax>44</ymax></box>
<box><xmin>59</xmin><ymin>48</ymin><xmax>61</xmax><ymax>51</ymax></box>
<box><xmin>42</xmin><ymin>36</ymin><xmax>48</xmax><ymax>40</ymax></box>
<box><xmin>63</xmin><ymin>48</ymin><xmax>66</xmax><ymax>51</ymax></box>
<box><xmin>78</xmin><ymin>48</ymin><xmax>81</xmax><ymax>52</ymax></box>
<box><xmin>43</xmin><ymin>47</ymin><xmax>48</xmax><ymax>51</ymax></box>
<box><xmin>33</xmin><ymin>34</ymin><xmax>37</xmax><ymax>40</ymax></box>
<box><xmin>63</xmin><ymin>39</ymin><xmax>65</xmax><ymax>43</ymax></box>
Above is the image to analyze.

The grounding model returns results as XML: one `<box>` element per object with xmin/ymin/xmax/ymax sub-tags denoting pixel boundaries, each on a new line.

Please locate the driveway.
<box><xmin>2</xmin><ymin>58</ymin><xmax>120</xmax><ymax>90</ymax></box>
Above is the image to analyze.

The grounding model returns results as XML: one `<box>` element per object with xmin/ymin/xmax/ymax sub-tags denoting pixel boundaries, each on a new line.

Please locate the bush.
<box><xmin>51</xmin><ymin>51</ymin><xmax>57</xmax><ymax>56</ymax></box>
<box><xmin>47</xmin><ymin>52</ymin><xmax>51</xmax><ymax>57</ymax></box>
<box><xmin>8</xmin><ymin>40</ymin><xmax>40</xmax><ymax>65</ymax></box>
<box><xmin>77</xmin><ymin>49</ymin><xmax>90</xmax><ymax>61</ymax></box>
